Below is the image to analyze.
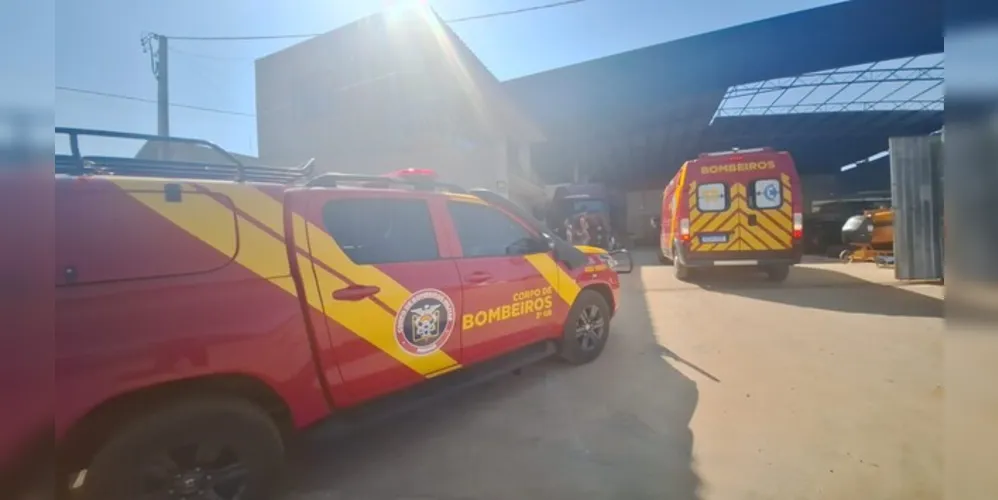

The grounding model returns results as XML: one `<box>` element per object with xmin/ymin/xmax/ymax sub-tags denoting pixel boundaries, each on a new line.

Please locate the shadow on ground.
<box><xmin>691</xmin><ymin>265</ymin><xmax>943</xmax><ymax>318</ymax></box>
<box><xmin>282</xmin><ymin>275</ymin><xmax>701</xmax><ymax>500</ymax></box>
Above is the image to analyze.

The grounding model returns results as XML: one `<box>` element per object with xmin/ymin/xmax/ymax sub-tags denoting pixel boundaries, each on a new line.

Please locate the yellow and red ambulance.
<box><xmin>659</xmin><ymin>147</ymin><xmax>804</xmax><ymax>282</ymax></box>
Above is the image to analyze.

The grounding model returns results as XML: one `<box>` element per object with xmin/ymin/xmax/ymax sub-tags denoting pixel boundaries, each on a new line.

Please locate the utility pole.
<box><xmin>141</xmin><ymin>33</ymin><xmax>169</xmax><ymax>137</ymax></box>
<box><xmin>156</xmin><ymin>35</ymin><xmax>169</xmax><ymax>137</ymax></box>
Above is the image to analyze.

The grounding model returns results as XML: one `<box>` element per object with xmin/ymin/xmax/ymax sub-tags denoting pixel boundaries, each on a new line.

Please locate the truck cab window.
<box><xmin>322</xmin><ymin>198</ymin><xmax>439</xmax><ymax>264</ymax></box>
<box><xmin>448</xmin><ymin>202</ymin><xmax>538</xmax><ymax>258</ymax></box>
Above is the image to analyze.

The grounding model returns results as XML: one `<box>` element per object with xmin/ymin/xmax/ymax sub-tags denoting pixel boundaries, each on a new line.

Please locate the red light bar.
<box><xmin>387</xmin><ymin>168</ymin><xmax>438</xmax><ymax>180</ymax></box>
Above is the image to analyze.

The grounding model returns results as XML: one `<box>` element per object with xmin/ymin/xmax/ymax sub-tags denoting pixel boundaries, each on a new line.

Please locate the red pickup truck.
<box><xmin>55</xmin><ymin>128</ymin><xmax>630</xmax><ymax>500</ymax></box>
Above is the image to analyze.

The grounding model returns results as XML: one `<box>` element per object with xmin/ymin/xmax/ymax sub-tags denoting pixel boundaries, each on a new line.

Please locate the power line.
<box><xmin>168</xmin><ymin>45</ymin><xmax>253</xmax><ymax>62</ymax></box>
<box><xmin>446</xmin><ymin>0</ymin><xmax>586</xmax><ymax>23</ymax></box>
<box><xmin>164</xmin><ymin>0</ymin><xmax>588</xmax><ymax>41</ymax></box>
<box><xmin>56</xmin><ymin>86</ymin><xmax>256</xmax><ymax>118</ymax></box>
<box><xmin>168</xmin><ymin>32</ymin><xmax>318</xmax><ymax>42</ymax></box>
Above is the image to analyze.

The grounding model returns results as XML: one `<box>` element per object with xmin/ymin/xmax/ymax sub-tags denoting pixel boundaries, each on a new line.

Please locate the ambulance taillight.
<box><xmin>792</xmin><ymin>212</ymin><xmax>803</xmax><ymax>239</ymax></box>
<box><xmin>680</xmin><ymin>218</ymin><xmax>691</xmax><ymax>242</ymax></box>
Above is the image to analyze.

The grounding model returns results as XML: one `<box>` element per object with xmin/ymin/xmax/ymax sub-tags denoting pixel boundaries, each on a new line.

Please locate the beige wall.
<box><xmin>254</xmin><ymin>13</ymin><xmax>548</xmax><ymax>211</ymax></box>
<box><xmin>251</xmin><ymin>8</ymin><xmax>558</xmax><ymax>230</ymax></box>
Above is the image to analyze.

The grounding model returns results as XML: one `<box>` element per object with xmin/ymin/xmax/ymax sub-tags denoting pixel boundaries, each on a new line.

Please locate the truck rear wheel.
<box><xmin>674</xmin><ymin>260</ymin><xmax>692</xmax><ymax>281</ymax></box>
<box><xmin>558</xmin><ymin>290</ymin><xmax>611</xmax><ymax>365</ymax></box>
<box><xmin>657</xmin><ymin>248</ymin><xmax>673</xmax><ymax>265</ymax></box>
<box><xmin>763</xmin><ymin>264</ymin><xmax>791</xmax><ymax>283</ymax></box>
<box><xmin>78</xmin><ymin>397</ymin><xmax>284</xmax><ymax>500</ymax></box>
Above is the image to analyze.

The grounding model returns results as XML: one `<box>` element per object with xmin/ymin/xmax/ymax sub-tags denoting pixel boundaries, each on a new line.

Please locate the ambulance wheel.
<box><xmin>558</xmin><ymin>290</ymin><xmax>611</xmax><ymax>365</ymax></box>
<box><xmin>674</xmin><ymin>260</ymin><xmax>692</xmax><ymax>281</ymax></box>
<box><xmin>78</xmin><ymin>396</ymin><xmax>284</xmax><ymax>500</ymax></box>
<box><xmin>764</xmin><ymin>265</ymin><xmax>791</xmax><ymax>283</ymax></box>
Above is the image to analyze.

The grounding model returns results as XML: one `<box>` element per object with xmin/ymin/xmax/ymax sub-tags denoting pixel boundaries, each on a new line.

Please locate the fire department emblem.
<box><xmin>394</xmin><ymin>289</ymin><xmax>456</xmax><ymax>356</ymax></box>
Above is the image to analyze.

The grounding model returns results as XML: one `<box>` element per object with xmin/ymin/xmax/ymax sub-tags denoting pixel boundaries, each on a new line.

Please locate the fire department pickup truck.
<box><xmin>54</xmin><ymin>128</ymin><xmax>631</xmax><ymax>500</ymax></box>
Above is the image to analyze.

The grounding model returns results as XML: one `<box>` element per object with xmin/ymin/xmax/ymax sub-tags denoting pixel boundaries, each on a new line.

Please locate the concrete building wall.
<box><xmin>253</xmin><ymin>10</ymin><xmax>544</xmax><ymax>212</ymax></box>
<box><xmin>255</xmin><ymin>15</ymin><xmax>459</xmax><ymax>171</ymax></box>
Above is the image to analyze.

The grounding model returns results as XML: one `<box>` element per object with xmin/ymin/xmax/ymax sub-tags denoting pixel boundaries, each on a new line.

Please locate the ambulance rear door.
<box><xmin>737</xmin><ymin>152</ymin><xmax>800</xmax><ymax>253</ymax></box>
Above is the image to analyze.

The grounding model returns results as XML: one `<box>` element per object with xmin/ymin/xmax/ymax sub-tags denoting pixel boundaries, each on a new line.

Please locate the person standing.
<box><xmin>565</xmin><ymin>213</ymin><xmax>590</xmax><ymax>245</ymax></box>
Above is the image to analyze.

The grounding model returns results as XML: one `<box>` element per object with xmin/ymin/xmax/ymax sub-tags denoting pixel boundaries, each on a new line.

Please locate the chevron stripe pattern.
<box><xmin>687</xmin><ymin>173</ymin><xmax>794</xmax><ymax>252</ymax></box>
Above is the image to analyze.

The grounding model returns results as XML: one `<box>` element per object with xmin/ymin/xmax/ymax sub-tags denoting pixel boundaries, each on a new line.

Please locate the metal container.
<box><xmin>889</xmin><ymin>135</ymin><xmax>944</xmax><ymax>280</ymax></box>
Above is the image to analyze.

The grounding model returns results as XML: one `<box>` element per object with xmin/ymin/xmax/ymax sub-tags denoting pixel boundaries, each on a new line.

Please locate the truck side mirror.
<box><xmin>609</xmin><ymin>249</ymin><xmax>633</xmax><ymax>274</ymax></box>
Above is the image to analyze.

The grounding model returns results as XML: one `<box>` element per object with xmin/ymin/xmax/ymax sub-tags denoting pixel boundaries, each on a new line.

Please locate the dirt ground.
<box><xmin>284</xmin><ymin>250</ymin><xmax>943</xmax><ymax>500</ymax></box>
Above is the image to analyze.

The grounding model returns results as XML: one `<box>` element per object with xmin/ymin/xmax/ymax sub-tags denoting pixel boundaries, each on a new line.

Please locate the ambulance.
<box><xmin>658</xmin><ymin>147</ymin><xmax>804</xmax><ymax>282</ymax></box>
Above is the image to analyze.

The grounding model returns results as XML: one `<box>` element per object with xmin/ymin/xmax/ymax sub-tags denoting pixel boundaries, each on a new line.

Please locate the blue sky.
<box><xmin>54</xmin><ymin>0</ymin><xmax>851</xmax><ymax>157</ymax></box>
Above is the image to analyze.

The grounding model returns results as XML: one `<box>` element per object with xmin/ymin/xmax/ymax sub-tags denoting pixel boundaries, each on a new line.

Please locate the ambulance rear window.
<box><xmin>697</xmin><ymin>182</ymin><xmax>728</xmax><ymax>212</ymax></box>
<box><xmin>750</xmin><ymin>179</ymin><xmax>783</xmax><ymax>209</ymax></box>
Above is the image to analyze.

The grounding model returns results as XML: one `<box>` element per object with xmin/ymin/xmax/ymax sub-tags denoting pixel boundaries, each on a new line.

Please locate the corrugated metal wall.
<box><xmin>889</xmin><ymin>135</ymin><xmax>944</xmax><ymax>280</ymax></box>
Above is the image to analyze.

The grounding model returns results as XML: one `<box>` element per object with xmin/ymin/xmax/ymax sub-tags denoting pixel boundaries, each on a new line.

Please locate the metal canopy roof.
<box><xmin>502</xmin><ymin>0</ymin><xmax>944</xmax><ymax>187</ymax></box>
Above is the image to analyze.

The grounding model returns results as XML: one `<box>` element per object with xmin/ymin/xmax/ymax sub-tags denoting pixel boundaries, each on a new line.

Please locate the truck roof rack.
<box><xmin>55</xmin><ymin>127</ymin><xmax>314</xmax><ymax>183</ymax></box>
<box><xmin>304</xmin><ymin>172</ymin><xmax>468</xmax><ymax>194</ymax></box>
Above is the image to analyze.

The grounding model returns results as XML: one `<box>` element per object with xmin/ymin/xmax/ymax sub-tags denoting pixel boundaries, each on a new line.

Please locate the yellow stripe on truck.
<box><xmin>299</xmin><ymin>252</ymin><xmax>459</xmax><ymax>375</ymax></box>
<box><xmin>199</xmin><ymin>181</ymin><xmax>289</xmax><ymax>236</ymax></box>
<box><xmin>573</xmin><ymin>245</ymin><xmax>606</xmax><ymax>255</ymax></box>
<box><xmin>300</xmin><ymin>219</ymin><xmax>413</xmax><ymax>311</ymax></box>
<box><xmin>300</xmin><ymin>220</ymin><xmax>460</xmax><ymax>374</ymax></box>
<box><xmin>109</xmin><ymin>179</ymin><xmax>294</xmax><ymax>285</ymax></box>
<box><xmin>199</xmin><ymin>182</ymin><xmax>413</xmax><ymax>309</ymax></box>
<box><xmin>246</xmin><ymin>190</ymin><xmax>460</xmax><ymax>374</ymax></box>
<box><xmin>112</xmin><ymin>179</ymin><xmax>459</xmax><ymax>377</ymax></box>
<box><xmin>525</xmin><ymin>254</ymin><xmax>580</xmax><ymax>306</ymax></box>
<box><xmin>108</xmin><ymin>179</ymin><xmax>239</xmax><ymax>264</ymax></box>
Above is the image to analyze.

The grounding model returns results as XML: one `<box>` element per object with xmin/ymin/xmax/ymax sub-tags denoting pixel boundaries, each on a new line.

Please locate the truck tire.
<box><xmin>78</xmin><ymin>397</ymin><xmax>284</xmax><ymax>500</ymax></box>
<box><xmin>558</xmin><ymin>290</ymin><xmax>611</xmax><ymax>365</ymax></box>
<box><xmin>764</xmin><ymin>265</ymin><xmax>791</xmax><ymax>283</ymax></box>
<box><xmin>658</xmin><ymin>249</ymin><xmax>673</xmax><ymax>265</ymax></box>
<box><xmin>674</xmin><ymin>260</ymin><xmax>692</xmax><ymax>281</ymax></box>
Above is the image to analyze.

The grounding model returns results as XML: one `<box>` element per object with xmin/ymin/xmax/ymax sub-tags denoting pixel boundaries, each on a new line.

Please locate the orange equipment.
<box><xmin>839</xmin><ymin>207</ymin><xmax>894</xmax><ymax>265</ymax></box>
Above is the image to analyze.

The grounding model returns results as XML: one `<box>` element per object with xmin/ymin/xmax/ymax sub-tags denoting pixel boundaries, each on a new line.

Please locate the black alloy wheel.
<box><xmin>575</xmin><ymin>304</ymin><xmax>606</xmax><ymax>352</ymax></box>
<box><xmin>137</xmin><ymin>441</ymin><xmax>249</xmax><ymax>500</ymax></box>
<box><xmin>558</xmin><ymin>290</ymin><xmax>611</xmax><ymax>364</ymax></box>
<box><xmin>78</xmin><ymin>397</ymin><xmax>284</xmax><ymax>500</ymax></box>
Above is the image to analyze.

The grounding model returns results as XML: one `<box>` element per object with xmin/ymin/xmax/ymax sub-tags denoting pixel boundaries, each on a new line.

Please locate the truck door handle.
<box><xmin>465</xmin><ymin>272</ymin><xmax>492</xmax><ymax>284</ymax></box>
<box><xmin>332</xmin><ymin>285</ymin><xmax>380</xmax><ymax>301</ymax></box>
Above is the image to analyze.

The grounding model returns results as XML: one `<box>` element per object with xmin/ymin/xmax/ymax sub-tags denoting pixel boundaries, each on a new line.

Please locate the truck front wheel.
<box><xmin>558</xmin><ymin>290</ymin><xmax>612</xmax><ymax>365</ymax></box>
<box><xmin>78</xmin><ymin>397</ymin><xmax>284</xmax><ymax>500</ymax></box>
